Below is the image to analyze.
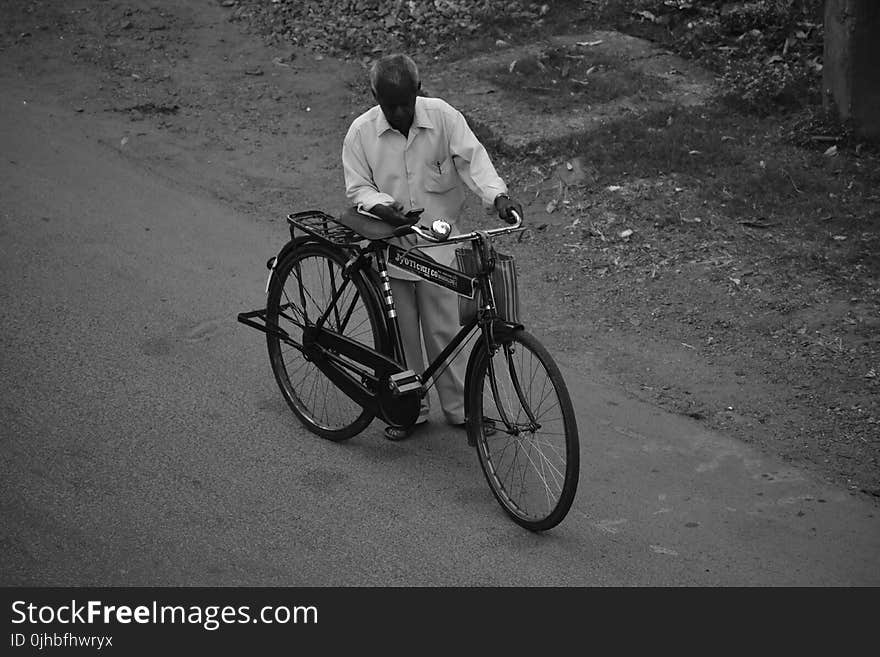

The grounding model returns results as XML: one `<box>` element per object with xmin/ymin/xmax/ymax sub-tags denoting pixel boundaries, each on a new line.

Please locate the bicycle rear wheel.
<box><xmin>467</xmin><ymin>330</ymin><xmax>579</xmax><ymax>531</ymax></box>
<box><xmin>266</xmin><ymin>242</ymin><xmax>384</xmax><ymax>441</ymax></box>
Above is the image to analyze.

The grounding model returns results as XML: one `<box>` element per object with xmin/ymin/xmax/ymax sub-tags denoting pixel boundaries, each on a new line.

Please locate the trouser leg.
<box><xmin>389</xmin><ymin>277</ymin><xmax>430</xmax><ymax>423</ymax></box>
<box><xmin>416</xmin><ymin>280</ymin><xmax>468</xmax><ymax>425</ymax></box>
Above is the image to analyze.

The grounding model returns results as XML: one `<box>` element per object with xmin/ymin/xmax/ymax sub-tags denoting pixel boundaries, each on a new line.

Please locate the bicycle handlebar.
<box><xmin>406</xmin><ymin>209</ymin><xmax>523</xmax><ymax>244</ymax></box>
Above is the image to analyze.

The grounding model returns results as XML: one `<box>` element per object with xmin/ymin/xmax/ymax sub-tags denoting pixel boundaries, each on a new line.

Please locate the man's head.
<box><xmin>370</xmin><ymin>54</ymin><xmax>420</xmax><ymax>136</ymax></box>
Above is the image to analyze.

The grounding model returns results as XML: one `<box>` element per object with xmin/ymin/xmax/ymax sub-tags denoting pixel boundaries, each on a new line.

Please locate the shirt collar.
<box><xmin>374</xmin><ymin>97</ymin><xmax>434</xmax><ymax>136</ymax></box>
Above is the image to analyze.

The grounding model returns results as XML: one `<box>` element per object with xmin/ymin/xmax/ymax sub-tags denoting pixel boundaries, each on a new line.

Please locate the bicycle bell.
<box><xmin>430</xmin><ymin>219</ymin><xmax>452</xmax><ymax>240</ymax></box>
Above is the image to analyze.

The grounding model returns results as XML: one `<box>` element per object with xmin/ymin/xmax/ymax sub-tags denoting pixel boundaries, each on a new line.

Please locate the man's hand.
<box><xmin>368</xmin><ymin>202</ymin><xmax>415</xmax><ymax>227</ymax></box>
<box><xmin>494</xmin><ymin>194</ymin><xmax>523</xmax><ymax>224</ymax></box>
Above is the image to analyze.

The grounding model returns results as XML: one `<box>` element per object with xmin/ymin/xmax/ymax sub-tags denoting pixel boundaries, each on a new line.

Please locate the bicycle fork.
<box><xmin>484</xmin><ymin>335</ymin><xmax>541</xmax><ymax>435</ymax></box>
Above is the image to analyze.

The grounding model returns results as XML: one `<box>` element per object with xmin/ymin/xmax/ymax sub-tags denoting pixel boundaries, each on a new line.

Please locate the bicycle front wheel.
<box><xmin>467</xmin><ymin>330</ymin><xmax>579</xmax><ymax>531</ymax></box>
<box><xmin>266</xmin><ymin>242</ymin><xmax>385</xmax><ymax>441</ymax></box>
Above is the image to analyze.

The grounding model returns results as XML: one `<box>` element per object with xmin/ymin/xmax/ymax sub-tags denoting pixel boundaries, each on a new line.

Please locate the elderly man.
<box><xmin>342</xmin><ymin>53</ymin><xmax>522</xmax><ymax>440</ymax></box>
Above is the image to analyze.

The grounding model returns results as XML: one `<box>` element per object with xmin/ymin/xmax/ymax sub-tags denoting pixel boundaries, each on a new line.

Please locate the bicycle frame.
<box><xmin>238</xmin><ymin>210</ymin><xmax>534</xmax><ymax>432</ymax></box>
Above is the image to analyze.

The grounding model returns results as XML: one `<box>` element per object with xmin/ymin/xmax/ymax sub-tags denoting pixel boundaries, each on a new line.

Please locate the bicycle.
<box><xmin>238</xmin><ymin>207</ymin><xmax>579</xmax><ymax>531</ymax></box>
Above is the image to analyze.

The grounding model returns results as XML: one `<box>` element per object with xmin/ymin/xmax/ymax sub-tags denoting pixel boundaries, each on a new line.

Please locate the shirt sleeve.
<box><xmin>341</xmin><ymin>124</ymin><xmax>396</xmax><ymax>210</ymax></box>
<box><xmin>446</xmin><ymin>108</ymin><xmax>508</xmax><ymax>208</ymax></box>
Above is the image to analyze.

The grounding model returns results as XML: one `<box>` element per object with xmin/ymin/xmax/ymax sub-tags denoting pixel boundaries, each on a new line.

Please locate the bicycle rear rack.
<box><xmin>288</xmin><ymin>210</ymin><xmax>364</xmax><ymax>247</ymax></box>
<box><xmin>238</xmin><ymin>210</ymin><xmax>362</xmax><ymax>340</ymax></box>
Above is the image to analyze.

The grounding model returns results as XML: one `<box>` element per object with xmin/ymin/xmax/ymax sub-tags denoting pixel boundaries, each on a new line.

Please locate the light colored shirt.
<box><xmin>342</xmin><ymin>95</ymin><xmax>507</xmax><ymax>279</ymax></box>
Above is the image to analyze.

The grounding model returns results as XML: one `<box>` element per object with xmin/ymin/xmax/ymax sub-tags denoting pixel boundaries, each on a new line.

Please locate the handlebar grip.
<box><xmin>392</xmin><ymin>223</ymin><xmax>415</xmax><ymax>237</ymax></box>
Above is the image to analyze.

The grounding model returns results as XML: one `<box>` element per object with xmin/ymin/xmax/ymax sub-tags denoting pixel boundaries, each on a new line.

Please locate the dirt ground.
<box><xmin>2</xmin><ymin>0</ymin><xmax>877</xmax><ymax>502</ymax></box>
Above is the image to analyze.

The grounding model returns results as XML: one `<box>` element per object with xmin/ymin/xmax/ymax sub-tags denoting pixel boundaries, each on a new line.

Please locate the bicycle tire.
<box><xmin>467</xmin><ymin>329</ymin><xmax>579</xmax><ymax>531</ymax></box>
<box><xmin>266</xmin><ymin>242</ymin><xmax>385</xmax><ymax>441</ymax></box>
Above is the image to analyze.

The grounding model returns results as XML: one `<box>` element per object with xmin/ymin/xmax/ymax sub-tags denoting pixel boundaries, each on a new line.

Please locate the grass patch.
<box><xmin>483</xmin><ymin>44</ymin><xmax>667</xmax><ymax>110</ymax></box>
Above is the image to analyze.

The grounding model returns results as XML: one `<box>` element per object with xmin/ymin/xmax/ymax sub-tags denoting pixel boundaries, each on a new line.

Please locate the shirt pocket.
<box><xmin>424</xmin><ymin>156</ymin><xmax>458</xmax><ymax>193</ymax></box>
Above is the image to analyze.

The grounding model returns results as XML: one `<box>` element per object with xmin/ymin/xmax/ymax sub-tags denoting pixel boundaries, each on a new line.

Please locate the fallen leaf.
<box><xmin>619</xmin><ymin>229</ymin><xmax>634</xmax><ymax>239</ymax></box>
<box><xmin>632</xmin><ymin>10</ymin><xmax>657</xmax><ymax>22</ymax></box>
<box><xmin>738</xmin><ymin>219</ymin><xmax>775</xmax><ymax>229</ymax></box>
<box><xmin>824</xmin><ymin>145</ymin><xmax>838</xmax><ymax>157</ymax></box>
<box><xmin>545</xmin><ymin>199</ymin><xmax>558</xmax><ymax>214</ymax></box>
<box><xmin>606</xmin><ymin>185</ymin><xmax>622</xmax><ymax>192</ymax></box>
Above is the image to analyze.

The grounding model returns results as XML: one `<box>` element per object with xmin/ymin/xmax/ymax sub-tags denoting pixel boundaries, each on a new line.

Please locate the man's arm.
<box><xmin>446</xmin><ymin>107</ymin><xmax>507</xmax><ymax>206</ymax></box>
<box><xmin>446</xmin><ymin>107</ymin><xmax>522</xmax><ymax>222</ymax></box>
<box><xmin>341</xmin><ymin>125</ymin><xmax>397</xmax><ymax>211</ymax></box>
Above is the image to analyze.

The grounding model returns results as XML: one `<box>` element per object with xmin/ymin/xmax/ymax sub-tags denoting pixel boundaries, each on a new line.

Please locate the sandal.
<box><xmin>384</xmin><ymin>422</ymin><xmax>427</xmax><ymax>441</ymax></box>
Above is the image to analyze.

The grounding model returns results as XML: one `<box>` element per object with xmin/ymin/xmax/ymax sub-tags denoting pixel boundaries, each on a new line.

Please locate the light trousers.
<box><xmin>388</xmin><ymin>277</ymin><xmax>471</xmax><ymax>425</ymax></box>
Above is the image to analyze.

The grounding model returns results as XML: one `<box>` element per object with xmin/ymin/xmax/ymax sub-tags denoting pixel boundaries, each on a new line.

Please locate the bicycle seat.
<box><xmin>337</xmin><ymin>206</ymin><xmax>414</xmax><ymax>241</ymax></box>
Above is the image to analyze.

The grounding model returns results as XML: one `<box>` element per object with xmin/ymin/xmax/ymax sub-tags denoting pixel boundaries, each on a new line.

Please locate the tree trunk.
<box><xmin>823</xmin><ymin>0</ymin><xmax>880</xmax><ymax>139</ymax></box>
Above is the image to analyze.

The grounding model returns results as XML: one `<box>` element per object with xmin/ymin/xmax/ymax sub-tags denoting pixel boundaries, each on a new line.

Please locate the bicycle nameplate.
<box><xmin>388</xmin><ymin>245</ymin><xmax>475</xmax><ymax>298</ymax></box>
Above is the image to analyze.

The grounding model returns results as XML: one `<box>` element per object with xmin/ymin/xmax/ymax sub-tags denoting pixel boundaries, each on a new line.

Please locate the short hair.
<box><xmin>370</xmin><ymin>54</ymin><xmax>419</xmax><ymax>94</ymax></box>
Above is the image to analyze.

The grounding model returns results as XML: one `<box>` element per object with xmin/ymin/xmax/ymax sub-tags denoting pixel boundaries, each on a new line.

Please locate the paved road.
<box><xmin>1</xmin><ymin>89</ymin><xmax>878</xmax><ymax>587</ymax></box>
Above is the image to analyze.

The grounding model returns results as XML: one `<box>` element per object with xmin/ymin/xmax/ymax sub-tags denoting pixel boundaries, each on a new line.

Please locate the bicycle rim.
<box><xmin>267</xmin><ymin>244</ymin><xmax>382</xmax><ymax>440</ymax></box>
<box><xmin>471</xmin><ymin>330</ymin><xmax>579</xmax><ymax>531</ymax></box>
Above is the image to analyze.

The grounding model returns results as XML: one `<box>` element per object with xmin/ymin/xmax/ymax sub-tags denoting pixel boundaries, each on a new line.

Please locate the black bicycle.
<box><xmin>238</xmin><ymin>208</ymin><xmax>579</xmax><ymax>531</ymax></box>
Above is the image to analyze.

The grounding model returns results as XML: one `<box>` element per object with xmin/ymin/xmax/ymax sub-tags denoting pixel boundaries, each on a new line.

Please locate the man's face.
<box><xmin>374</xmin><ymin>79</ymin><xmax>418</xmax><ymax>135</ymax></box>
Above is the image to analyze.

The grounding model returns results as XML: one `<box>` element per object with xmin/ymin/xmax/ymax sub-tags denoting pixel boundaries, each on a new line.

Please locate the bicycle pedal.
<box><xmin>388</xmin><ymin>370</ymin><xmax>423</xmax><ymax>396</ymax></box>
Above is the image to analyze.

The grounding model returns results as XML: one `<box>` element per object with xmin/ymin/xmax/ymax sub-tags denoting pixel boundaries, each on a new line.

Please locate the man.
<box><xmin>342</xmin><ymin>53</ymin><xmax>522</xmax><ymax>440</ymax></box>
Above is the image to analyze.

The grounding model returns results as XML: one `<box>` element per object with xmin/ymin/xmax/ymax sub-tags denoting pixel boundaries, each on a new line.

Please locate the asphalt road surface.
<box><xmin>1</xmin><ymin>88</ymin><xmax>878</xmax><ymax>587</ymax></box>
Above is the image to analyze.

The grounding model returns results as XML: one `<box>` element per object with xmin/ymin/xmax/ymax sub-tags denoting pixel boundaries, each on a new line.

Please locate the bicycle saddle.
<box><xmin>337</xmin><ymin>206</ymin><xmax>416</xmax><ymax>241</ymax></box>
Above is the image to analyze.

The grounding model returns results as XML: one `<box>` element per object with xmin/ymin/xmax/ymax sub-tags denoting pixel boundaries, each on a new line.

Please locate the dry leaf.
<box><xmin>632</xmin><ymin>10</ymin><xmax>656</xmax><ymax>22</ymax></box>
